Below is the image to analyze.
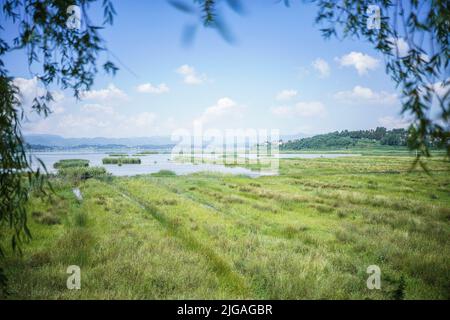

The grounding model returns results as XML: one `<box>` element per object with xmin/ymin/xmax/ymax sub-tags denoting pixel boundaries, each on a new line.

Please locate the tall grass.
<box><xmin>53</xmin><ymin>159</ymin><xmax>89</xmax><ymax>169</ymax></box>
<box><xmin>57</xmin><ymin>166</ymin><xmax>110</xmax><ymax>181</ymax></box>
<box><xmin>151</xmin><ymin>170</ymin><xmax>176</xmax><ymax>177</ymax></box>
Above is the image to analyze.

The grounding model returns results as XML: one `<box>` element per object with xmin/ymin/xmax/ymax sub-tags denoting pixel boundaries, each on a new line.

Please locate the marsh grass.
<box><xmin>2</xmin><ymin>156</ymin><xmax>449</xmax><ymax>299</ymax></box>
<box><xmin>32</xmin><ymin>211</ymin><xmax>60</xmax><ymax>225</ymax></box>
<box><xmin>73</xmin><ymin>211</ymin><xmax>88</xmax><ymax>227</ymax></box>
<box><xmin>151</xmin><ymin>170</ymin><xmax>176</xmax><ymax>177</ymax></box>
<box><xmin>57</xmin><ymin>166</ymin><xmax>110</xmax><ymax>181</ymax></box>
<box><xmin>102</xmin><ymin>157</ymin><xmax>141</xmax><ymax>165</ymax></box>
<box><xmin>53</xmin><ymin>159</ymin><xmax>89</xmax><ymax>169</ymax></box>
<box><xmin>108</xmin><ymin>153</ymin><xmax>128</xmax><ymax>157</ymax></box>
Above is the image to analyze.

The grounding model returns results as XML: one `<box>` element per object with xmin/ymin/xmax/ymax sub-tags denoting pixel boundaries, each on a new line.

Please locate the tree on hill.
<box><xmin>280</xmin><ymin>127</ymin><xmax>411</xmax><ymax>149</ymax></box>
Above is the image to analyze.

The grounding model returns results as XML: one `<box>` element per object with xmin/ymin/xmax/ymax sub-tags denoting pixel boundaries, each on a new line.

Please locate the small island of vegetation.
<box><xmin>102</xmin><ymin>157</ymin><xmax>141</xmax><ymax>165</ymax></box>
<box><xmin>133</xmin><ymin>151</ymin><xmax>159</xmax><ymax>156</ymax></box>
<box><xmin>53</xmin><ymin>159</ymin><xmax>90</xmax><ymax>169</ymax></box>
<box><xmin>53</xmin><ymin>159</ymin><xmax>110</xmax><ymax>181</ymax></box>
<box><xmin>108</xmin><ymin>153</ymin><xmax>129</xmax><ymax>157</ymax></box>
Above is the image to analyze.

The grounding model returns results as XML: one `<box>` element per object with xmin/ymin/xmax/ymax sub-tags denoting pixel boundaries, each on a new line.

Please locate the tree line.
<box><xmin>280</xmin><ymin>127</ymin><xmax>418</xmax><ymax>150</ymax></box>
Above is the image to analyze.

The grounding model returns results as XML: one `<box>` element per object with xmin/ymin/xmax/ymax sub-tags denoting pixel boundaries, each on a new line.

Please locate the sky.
<box><xmin>3</xmin><ymin>0</ymin><xmax>412</xmax><ymax>138</ymax></box>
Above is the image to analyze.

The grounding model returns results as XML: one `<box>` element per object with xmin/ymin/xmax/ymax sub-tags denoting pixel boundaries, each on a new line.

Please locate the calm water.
<box><xmin>29</xmin><ymin>151</ymin><xmax>360</xmax><ymax>177</ymax></box>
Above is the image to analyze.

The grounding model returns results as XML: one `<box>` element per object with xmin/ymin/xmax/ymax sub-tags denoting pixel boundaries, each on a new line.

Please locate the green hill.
<box><xmin>281</xmin><ymin>127</ymin><xmax>409</xmax><ymax>150</ymax></box>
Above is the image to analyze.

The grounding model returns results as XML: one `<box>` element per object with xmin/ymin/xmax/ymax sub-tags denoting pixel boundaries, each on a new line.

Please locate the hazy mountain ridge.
<box><xmin>24</xmin><ymin>134</ymin><xmax>174</xmax><ymax>147</ymax></box>
<box><xmin>25</xmin><ymin>133</ymin><xmax>310</xmax><ymax>148</ymax></box>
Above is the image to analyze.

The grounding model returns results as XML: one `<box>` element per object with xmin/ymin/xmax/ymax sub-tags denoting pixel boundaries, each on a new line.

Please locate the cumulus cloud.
<box><xmin>80</xmin><ymin>84</ymin><xmax>128</xmax><ymax>102</ymax></box>
<box><xmin>13</xmin><ymin>77</ymin><xmax>67</xmax><ymax>116</ymax></box>
<box><xmin>51</xmin><ymin>91</ymin><xmax>65</xmax><ymax>103</ymax></box>
<box><xmin>136</xmin><ymin>83</ymin><xmax>170</xmax><ymax>94</ymax></box>
<box><xmin>334</xmin><ymin>86</ymin><xmax>398</xmax><ymax>106</ymax></box>
<box><xmin>26</xmin><ymin>108</ymin><xmax>161</xmax><ymax>137</ymax></box>
<box><xmin>312</xmin><ymin>58</ymin><xmax>330</xmax><ymax>78</ymax></box>
<box><xmin>21</xmin><ymin>86</ymin><xmax>167</xmax><ymax>137</ymax></box>
<box><xmin>388</xmin><ymin>37</ymin><xmax>410</xmax><ymax>58</ymax></box>
<box><xmin>193</xmin><ymin>97</ymin><xmax>244</xmax><ymax>128</ymax></box>
<box><xmin>77</xmin><ymin>103</ymin><xmax>156</xmax><ymax>135</ymax></box>
<box><xmin>16</xmin><ymin>79</ymin><xmax>172</xmax><ymax>137</ymax></box>
<box><xmin>272</xmin><ymin>101</ymin><xmax>327</xmax><ymax>118</ymax></box>
<box><xmin>388</xmin><ymin>37</ymin><xmax>431</xmax><ymax>64</ymax></box>
<box><xmin>176</xmin><ymin>64</ymin><xmax>207</xmax><ymax>85</ymax></box>
<box><xmin>276</xmin><ymin>89</ymin><xmax>298</xmax><ymax>101</ymax></box>
<box><xmin>335</xmin><ymin>52</ymin><xmax>379</xmax><ymax>75</ymax></box>
<box><xmin>13</xmin><ymin>77</ymin><xmax>45</xmax><ymax>104</ymax></box>
<box><xmin>378</xmin><ymin>116</ymin><xmax>411</xmax><ymax>129</ymax></box>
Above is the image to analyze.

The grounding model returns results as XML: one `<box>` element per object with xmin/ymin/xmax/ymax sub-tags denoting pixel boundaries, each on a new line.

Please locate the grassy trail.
<box><xmin>113</xmin><ymin>184</ymin><xmax>251</xmax><ymax>298</ymax></box>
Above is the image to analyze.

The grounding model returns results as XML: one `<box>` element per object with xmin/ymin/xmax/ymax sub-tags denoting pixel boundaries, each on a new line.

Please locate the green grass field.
<box><xmin>2</xmin><ymin>156</ymin><xmax>449</xmax><ymax>299</ymax></box>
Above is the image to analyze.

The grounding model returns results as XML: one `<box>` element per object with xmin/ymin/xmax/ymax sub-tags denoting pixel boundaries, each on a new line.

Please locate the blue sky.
<box><xmin>4</xmin><ymin>0</ymin><xmax>410</xmax><ymax>138</ymax></box>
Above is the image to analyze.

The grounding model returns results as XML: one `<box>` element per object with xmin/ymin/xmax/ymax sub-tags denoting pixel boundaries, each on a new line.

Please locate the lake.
<box><xmin>29</xmin><ymin>151</ymin><xmax>360</xmax><ymax>177</ymax></box>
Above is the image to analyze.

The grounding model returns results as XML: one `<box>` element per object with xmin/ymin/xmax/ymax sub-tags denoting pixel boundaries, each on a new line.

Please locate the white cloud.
<box><xmin>276</xmin><ymin>89</ymin><xmax>298</xmax><ymax>101</ymax></box>
<box><xmin>335</xmin><ymin>52</ymin><xmax>379</xmax><ymax>75</ymax></box>
<box><xmin>137</xmin><ymin>83</ymin><xmax>170</xmax><ymax>94</ymax></box>
<box><xmin>13</xmin><ymin>77</ymin><xmax>45</xmax><ymax>106</ymax></box>
<box><xmin>80</xmin><ymin>84</ymin><xmax>128</xmax><ymax>101</ymax></box>
<box><xmin>26</xmin><ymin>109</ymin><xmax>162</xmax><ymax>137</ymax></box>
<box><xmin>48</xmin><ymin>91</ymin><xmax>66</xmax><ymax>114</ymax></box>
<box><xmin>194</xmin><ymin>97</ymin><xmax>243</xmax><ymax>127</ymax></box>
<box><xmin>81</xmin><ymin>103</ymin><xmax>115</xmax><ymax>115</ymax></box>
<box><xmin>13</xmin><ymin>77</ymin><xmax>41</xmax><ymax>96</ymax></box>
<box><xmin>388</xmin><ymin>38</ymin><xmax>431</xmax><ymax>63</ymax></box>
<box><xmin>16</xmin><ymin>79</ymin><xmax>173</xmax><ymax>137</ymax></box>
<box><xmin>272</xmin><ymin>101</ymin><xmax>327</xmax><ymax>118</ymax></box>
<box><xmin>388</xmin><ymin>37</ymin><xmax>410</xmax><ymax>58</ymax></box>
<box><xmin>51</xmin><ymin>105</ymin><xmax>65</xmax><ymax>115</ymax></box>
<box><xmin>176</xmin><ymin>64</ymin><xmax>207</xmax><ymax>85</ymax></box>
<box><xmin>58</xmin><ymin>114</ymin><xmax>111</xmax><ymax>130</ymax></box>
<box><xmin>431</xmin><ymin>80</ymin><xmax>449</xmax><ymax>98</ymax></box>
<box><xmin>378</xmin><ymin>116</ymin><xmax>411</xmax><ymax>129</ymax></box>
<box><xmin>77</xmin><ymin>103</ymin><xmax>156</xmax><ymax>133</ymax></box>
<box><xmin>13</xmin><ymin>77</ymin><xmax>67</xmax><ymax>117</ymax></box>
<box><xmin>22</xmin><ymin>119</ymin><xmax>52</xmax><ymax>134</ymax></box>
<box><xmin>51</xmin><ymin>91</ymin><xmax>65</xmax><ymax>103</ymax></box>
<box><xmin>22</xmin><ymin>88</ymin><xmax>164</xmax><ymax>137</ymax></box>
<box><xmin>312</xmin><ymin>58</ymin><xmax>330</xmax><ymax>78</ymax></box>
<box><xmin>334</xmin><ymin>86</ymin><xmax>398</xmax><ymax>105</ymax></box>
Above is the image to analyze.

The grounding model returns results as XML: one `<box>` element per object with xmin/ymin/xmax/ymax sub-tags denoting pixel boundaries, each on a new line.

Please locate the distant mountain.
<box><xmin>24</xmin><ymin>134</ymin><xmax>174</xmax><ymax>147</ymax></box>
<box><xmin>24</xmin><ymin>133</ymin><xmax>311</xmax><ymax>148</ymax></box>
